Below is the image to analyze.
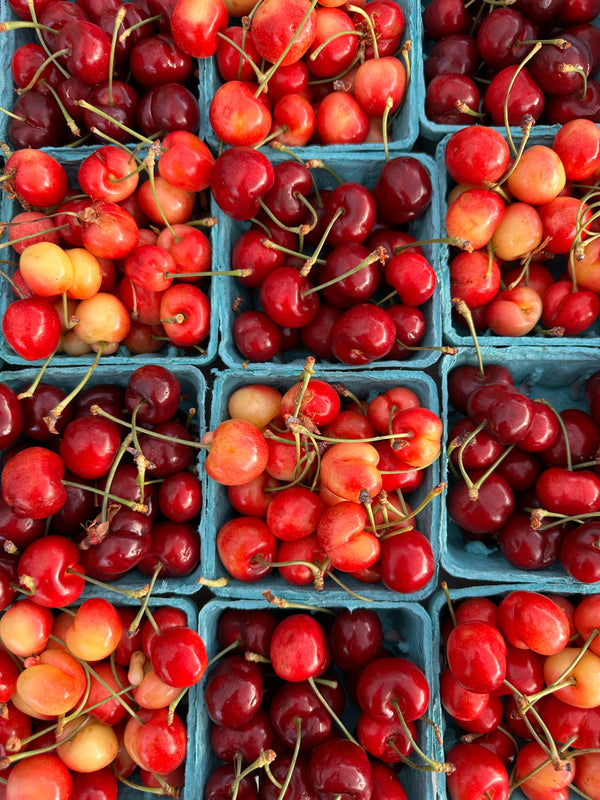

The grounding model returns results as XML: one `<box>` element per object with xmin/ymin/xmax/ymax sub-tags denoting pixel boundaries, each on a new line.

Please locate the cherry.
<box><xmin>445</xmin><ymin>742</ymin><xmax>509</xmax><ymax>800</ymax></box>
<box><xmin>269</xmin><ymin>613</ymin><xmax>329</xmax><ymax>682</ymax></box>
<box><xmin>211</xmin><ymin>147</ymin><xmax>274</xmax><ymax>220</ymax></box>
<box><xmin>308</xmin><ymin>737</ymin><xmax>372</xmax><ymax>800</ymax></box>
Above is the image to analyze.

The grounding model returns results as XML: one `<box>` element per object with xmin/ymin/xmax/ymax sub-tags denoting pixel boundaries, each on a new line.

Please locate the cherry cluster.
<box><xmin>423</xmin><ymin>0</ymin><xmax>600</xmax><ymax>128</ymax></box>
<box><xmin>207</xmin><ymin>0</ymin><xmax>410</xmax><ymax>148</ymax></box>
<box><xmin>0</xmin><ymin>595</ymin><xmax>204</xmax><ymax>799</ymax></box>
<box><xmin>201</xmin><ymin>366</ymin><xmax>442</xmax><ymax>596</ymax></box>
<box><xmin>212</xmin><ymin>149</ymin><xmax>436</xmax><ymax>366</ymax></box>
<box><xmin>445</xmin><ymin>357</ymin><xmax>600</xmax><ymax>582</ymax></box>
<box><xmin>202</xmin><ymin>602</ymin><xmax>437</xmax><ymax>800</ymax></box>
<box><xmin>437</xmin><ymin>586</ymin><xmax>600</xmax><ymax>800</ymax></box>
<box><xmin>4</xmin><ymin>0</ymin><xmax>203</xmax><ymax>148</ymax></box>
<box><xmin>0</xmin><ymin>364</ymin><xmax>203</xmax><ymax>606</ymax></box>
<box><xmin>1</xmin><ymin>141</ymin><xmax>215</xmax><ymax>361</ymax></box>
<box><xmin>444</xmin><ymin>120</ymin><xmax>600</xmax><ymax>340</ymax></box>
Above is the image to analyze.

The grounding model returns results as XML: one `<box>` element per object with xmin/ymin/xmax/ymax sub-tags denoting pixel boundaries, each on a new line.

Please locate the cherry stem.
<box><xmin>381</xmin><ymin>95</ymin><xmax>393</xmax><ymax>162</ymax></box>
<box><xmin>127</xmin><ymin>561</ymin><xmax>164</xmax><ymax>636</ymax></box>
<box><xmin>217</xmin><ymin>30</ymin><xmax>265</xmax><ymax>82</ymax></box>
<box><xmin>301</xmin><ymin>247</ymin><xmax>386</xmax><ymax>297</ymax></box>
<box><xmin>441</xmin><ymin>581</ymin><xmax>458</xmax><ymax>627</ymax></box>
<box><xmin>204</xmin><ymin>638</ymin><xmax>243</xmax><ymax>672</ymax></box>
<box><xmin>255</xmin><ymin>0</ymin><xmax>320</xmax><ymax>95</ymax></box>
<box><xmin>38</xmin><ymin>78</ymin><xmax>81</xmax><ymax>136</ymax></box>
<box><xmin>0</xmin><ymin>716</ymin><xmax>88</xmax><ymax>768</ymax></box>
<box><xmin>275</xmin><ymin>719</ymin><xmax>301</xmax><ymax>800</ymax></box>
<box><xmin>21</xmin><ymin>0</ymin><xmax>68</xmax><ymax>81</ymax></box>
<box><xmin>61</xmin><ymin>479</ymin><xmax>147</xmax><ymax>513</ymax></box>
<box><xmin>537</xmin><ymin>398</ymin><xmax>572</xmax><ymax>470</ymax></box>
<box><xmin>391</xmin><ymin>700</ymin><xmax>454</xmax><ymax>773</ymax></box>
<box><xmin>76</xmin><ymin>99</ymin><xmax>153</xmax><ymax>145</ymax></box>
<box><xmin>377</xmin><ymin>483</ymin><xmax>445</xmax><ymax>539</ymax></box>
<box><xmin>231</xmin><ymin>750</ymin><xmax>277</xmax><ymax>796</ymax></box>
<box><xmin>16</xmin><ymin>351</ymin><xmax>55</xmax><ymax>399</ymax></box>
<box><xmin>304</xmin><ymin>158</ymin><xmax>343</xmax><ymax>185</ymax></box>
<box><xmin>300</xmin><ymin>207</ymin><xmax>344</xmax><ymax>277</ymax></box>
<box><xmin>90</xmin><ymin>404</ymin><xmax>210</xmax><ymax>451</ymax></box>
<box><xmin>257</xmin><ymin>197</ymin><xmax>311</xmax><ymax>236</ymax></box>
<box><xmin>451</xmin><ymin>298</ymin><xmax>485</xmax><ymax>378</ymax></box>
<box><xmin>347</xmin><ymin>4</ymin><xmax>378</xmax><ymax>59</ymax></box>
<box><xmin>113</xmin><ymin>770</ymin><xmax>180</xmax><ymax>798</ymax></box>
<box><xmin>502</xmin><ymin>41</ymin><xmax>542</xmax><ymax>155</ymax></box>
<box><xmin>494</xmin><ymin>115</ymin><xmax>534</xmax><ymax>187</ymax></box>
<box><xmin>260</xmin><ymin>237</ymin><xmax>325</xmax><ymax>266</ymax></box>
<box><xmin>309</xmin><ymin>27</ymin><xmax>363</xmax><ymax>62</ymax></box>
<box><xmin>308</xmin><ymin>676</ymin><xmax>360</xmax><ymax>745</ymax></box>
<box><xmin>118</xmin><ymin>13</ymin><xmax>163</xmax><ymax>42</ymax></box>
<box><xmin>16</xmin><ymin>47</ymin><xmax>68</xmax><ymax>94</ymax></box>
<box><xmin>43</xmin><ymin>344</ymin><xmax>105</xmax><ymax>433</ymax></box>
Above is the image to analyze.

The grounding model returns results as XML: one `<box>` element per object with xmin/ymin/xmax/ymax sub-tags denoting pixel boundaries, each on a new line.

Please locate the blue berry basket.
<box><xmin>197</xmin><ymin>596</ymin><xmax>437</xmax><ymax>800</ymax></box>
<box><xmin>428</xmin><ymin>582</ymin><xmax>600</xmax><ymax>800</ymax></box>
<box><xmin>435</xmin><ymin>130</ymin><xmax>600</xmax><ymax>349</ymax></box>
<box><xmin>201</xmin><ymin>0</ymin><xmax>420</xmax><ymax>156</ymax></box>
<box><xmin>50</xmin><ymin>593</ymin><xmax>199</xmax><ymax>800</ymax></box>
<box><xmin>201</xmin><ymin>365</ymin><xmax>444</xmax><ymax>603</ymax></box>
<box><xmin>0</xmin><ymin>145</ymin><xmax>219</xmax><ymax>367</ymax></box>
<box><xmin>0</xmin><ymin>0</ymin><xmax>206</xmax><ymax>148</ymax></box>
<box><xmin>216</xmin><ymin>148</ymin><xmax>443</xmax><ymax>372</ymax></box>
<box><xmin>441</xmin><ymin>344</ymin><xmax>600</xmax><ymax>588</ymax></box>
<box><xmin>0</xmin><ymin>362</ymin><xmax>208</xmax><ymax>598</ymax></box>
<box><xmin>417</xmin><ymin>0</ymin><xmax>600</xmax><ymax>144</ymax></box>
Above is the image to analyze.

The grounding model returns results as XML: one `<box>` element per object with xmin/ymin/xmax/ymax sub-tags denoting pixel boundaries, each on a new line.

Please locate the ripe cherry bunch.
<box><xmin>202</xmin><ymin>361</ymin><xmax>443</xmax><ymax>596</ymax></box>
<box><xmin>206</xmin><ymin>0</ymin><xmax>410</xmax><ymax>149</ymax></box>
<box><xmin>438</xmin><ymin>587</ymin><xmax>600</xmax><ymax>800</ymax></box>
<box><xmin>202</xmin><ymin>603</ymin><xmax>442</xmax><ymax>800</ymax></box>
<box><xmin>1</xmin><ymin>140</ymin><xmax>216</xmax><ymax>361</ymax></box>
<box><xmin>0</xmin><ymin>364</ymin><xmax>203</xmax><ymax>607</ymax></box>
<box><xmin>212</xmin><ymin>147</ymin><xmax>437</xmax><ymax>366</ymax></box>
<box><xmin>444</xmin><ymin>119</ymin><xmax>600</xmax><ymax>340</ymax></box>
<box><xmin>423</xmin><ymin>0</ymin><xmax>600</xmax><ymax>127</ymax></box>
<box><xmin>446</xmin><ymin>355</ymin><xmax>600</xmax><ymax>582</ymax></box>
<box><xmin>3</xmin><ymin>0</ymin><xmax>204</xmax><ymax>148</ymax></box>
<box><xmin>0</xmin><ymin>595</ymin><xmax>205</xmax><ymax>799</ymax></box>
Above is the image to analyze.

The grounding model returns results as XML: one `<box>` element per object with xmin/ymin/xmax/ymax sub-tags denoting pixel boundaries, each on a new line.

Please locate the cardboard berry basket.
<box><xmin>440</xmin><ymin>344</ymin><xmax>600</xmax><ymax>588</ymax></box>
<box><xmin>428</xmin><ymin>582</ymin><xmax>600</xmax><ymax>800</ymax></box>
<box><xmin>0</xmin><ymin>0</ymin><xmax>206</xmax><ymax>149</ymax></box>
<box><xmin>417</xmin><ymin>0</ymin><xmax>600</xmax><ymax>144</ymax></box>
<box><xmin>0</xmin><ymin>593</ymin><xmax>199</xmax><ymax>800</ymax></box>
<box><xmin>0</xmin><ymin>145</ymin><xmax>220</xmax><ymax>367</ymax></box>
<box><xmin>435</xmin><ymin>130</ymin><xmax>600</xmax><ymax>349</ymax></box>
<box><xmin>201</xmin><ymin>0</ymin><xmax>421</xmax><ymax>156</ymax></box>
<box><xmin>0</xmin><ymin>362</ymin><xmax>208</xmax><ymax>598</ymax></box>
<box><xmin>200</xmin><ymin>365</ymin><xmax>444</xmax><ymax>603</ymax></box>
<box><xmin>197</xmin><ymin>596</ymin><xmax>436</xmax><ymax>800</ymax></box>
<box><xmin>216</xmin><ymin>148</ymin><xmax>444</xmax><ymax>373</ymax></box>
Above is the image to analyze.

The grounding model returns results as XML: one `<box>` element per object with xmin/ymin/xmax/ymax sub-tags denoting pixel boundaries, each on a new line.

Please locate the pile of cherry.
<box><xmin>444</xmin><ymin>119</ymin><xmax>600</xmax><ymax>340</ymax></box>
<box><xmin>203</xmin><ymin>369</ymin><xmax>442</xmax><ymax>595</ymax></box>
<box><xmin>438</xmin><ymin>587</ymin><xmax>600</xmax><ymax>800</ymax></box>
<box><xmin>3</xmin><ymin>0</ymin><xmax>204</xmax><ymax>148</ymax></box>
<box><xmin>207</xmin><ymin>0</ymin><xmax>410</xmax><ymax>148</ymax></box>
<box><xmin>0</xmin><ymin>593</ymin><xmax>206</xmax><ymax>799</ymax></box>
<box><xmin>220</xmin><ymin>149</ymin><xmax>436</xmax><ymax>365</ymax></box>
<box><xmin>446</xmin><ymin>358</ymin><xmax>600</xmax><ymax>582</ymax></box>
<box><xmin>202</xmin><ymin>603</ymin><xmax>434</xmax><ymax>800</ymax></box>
<box><xmin>423</xmin><ymin>0</ymin><xmax>600</xmax><ymax>127</ymax></box>
<box><xmin>0</xmin><ymin>363</ymin><xmax>203</xmax><ymax>602</ymax></box>
<box><xmin>1</xmin><ymin>140</ymin><xmax>215</xmax><ymax>361</ymax></box>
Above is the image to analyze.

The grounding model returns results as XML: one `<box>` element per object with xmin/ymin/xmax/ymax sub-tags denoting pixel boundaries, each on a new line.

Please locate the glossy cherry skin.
<box><xmin>17</xmin><ymin>535</ymin><xmax>85</xmax><ymax>607</ymax></box>
<box><xmin>447</xmin><ymin>471</ymin><xmax>515</xmax><ymax>537</ymax></box>
<box><xmin>447</xmin><ymin>620</ymin><xmax>507</xmax><ymax>693</ymax></box>
<box><xmin>356</xmin><ymin>656</ymin><xmax>429</xmax><ymax>722</ymax></box>
<box><xmin>269</xmin><ymin>613</ymin><xmax>329</xmax><ymax>682</ymax></box>
<box><xmin>330</xmin><ymin>304</ymin><xmax>396</xmax><ymax>365</ymax></box>
<box><xmin>372</xmin><ymin>156</ymin><xmax>432</xmax><ymax>225</ymax></box>
<box><xmin>445</xmin><ymin>742</ymin><xmax>509</xmax><ymax>800</ymax></box>
<box><xmin>211</xmin><ymin>147</ymin><xmax>275</xmax><ymax>220</ymax></box>
<box><xmin>308</xmin><ymin>737</ymin><xmax>372</xmax><ymax>800</ymax></box>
